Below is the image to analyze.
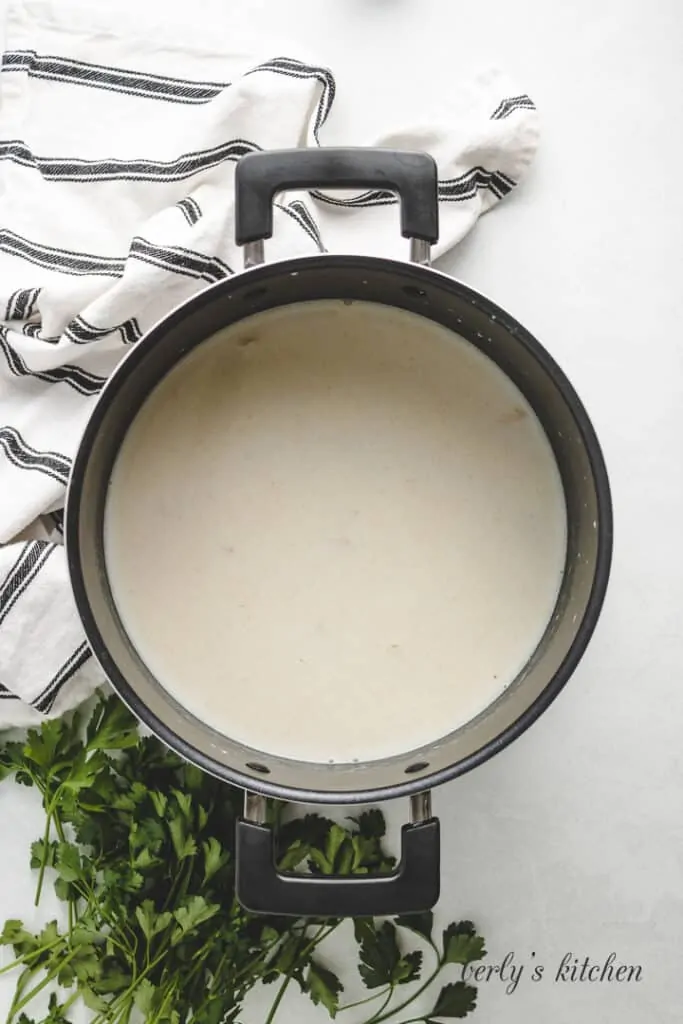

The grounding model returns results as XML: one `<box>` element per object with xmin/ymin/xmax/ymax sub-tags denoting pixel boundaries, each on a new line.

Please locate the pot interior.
<box><xmin>67</xmin><ymin>255</ymin><xmax>612</xmax><ymax>803</ymax></box>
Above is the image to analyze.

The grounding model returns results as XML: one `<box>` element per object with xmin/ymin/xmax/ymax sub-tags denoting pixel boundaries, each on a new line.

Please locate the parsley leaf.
<box><xmin>394</xmin><ymin>949</ymin><xmax>422</xmax><ymax>983</ymax></box>
<box><xmin>0</xmin><ymin>920</ymin><xmax>39</xmax><ymax>957</ymax></box>
<box><xmin>396</xmin><ymin>911</ymin><xmax>434</xmax><ymax>943</ymax></box>
<box><xmin>358</xmin><ymin>921</ymin><xmax>421</xmax><ymax>988</ymax></box>
<box><xmin>428</xmin><ymin>981</ymin><xmax>478</xmax><ymax>1019</ymax></box>
<box><xmin>307</xmin><ymin>960</ymin><xmax>343</xmax><ymax>1017</ymax></box>
<box><xmin>135</xmin><ymin>900</ymin><xmax>172</xmax><ymax>942</ymax></box>
<box><xmin>54</xmin><ymin>843</ymin><xmax>83</xmax><ymax>883</ymax></box>
<box><xmin>171</xmin><ymin>896</ymin><xmax>220</xmax><ymax>944</ymax></box>
<box><xmin>85</xmin><ymin>698</ymin><xmax>138</xmax><ymax>750</ymax></box>
<box><xmin>348</xmin><ymin>809</ymin><xmax>386</xmax><ymax>839</ymax></box>
<box><xmin>0</xmin><ymin>741</ymin><xmax>25</xmax><ymax>783</ymax></box>
<box><xmin>202</xmin><ymin>837</ymin><xmax>228</xmax><ymax>883</ymax></box>
<box><xmin>133</xmin><ymin>978</ymin><xmax>157</xmax><ymax>1015</ymax></box>
<box><xmin>441</xmin><ymin>921</ymin><xmax>487</xmax><ymax>965</ymax></box>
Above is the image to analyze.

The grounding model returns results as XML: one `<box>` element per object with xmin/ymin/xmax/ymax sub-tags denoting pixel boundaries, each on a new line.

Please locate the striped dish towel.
<box><xmin>0</xmin><ymin>0</ymin><xmax>539</xmax><ymax>728</ymax></box>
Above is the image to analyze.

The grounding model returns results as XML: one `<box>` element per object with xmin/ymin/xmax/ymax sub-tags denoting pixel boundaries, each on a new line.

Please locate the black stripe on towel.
<box><xmin>1</xmin><ymin>51</ymin><xmax>336</xmax><ymax>120</ymax></box>
<box><xmin>0</xmin><ymin>540</ymin><xmax>56</xmax><ymax>627</ymax></box>
<box><xmin>0</xmin><ymin>137</ymin><xmax>259</xmax><ymax>183</ymax></box>
<box><xmin>64</xmin><ymin>314</ymin><xmax>143</xmax><ymax>347</ymax></box>
<box><xmin>0</xmin><ymin>330</ymin><xmax>106</xmax><ymax>395</ymax></box>
<box><xmin>276</xmin><ymin>199</ymin><xmax>325</xmax><ymax>251</ymax></box>
<box><xmin>0</xmin><ymin>229</ymin><xmax>124</xmax><ymax>277</ymax></box>
<box><xmin>33</xmin><ymin>641</ymin><xmax>92</xmax><ymax>713</ymax></box>
<box><xmin>118</xmin><ymin>317</ymin><xmax>144</xmax><ymax>345</ymax></box>
<box><xmin>311</xmin><ymin>165</ymin><xmax>517</xmax><ymax>210</ymax></box>
<box><xmin>1</xmin><ymin>49</ymin><xmax>230</xmax><ymax>104</ymax></box>
<box><xmin>248</xmin><ymin>58</ymin><xmax>335</xmax><ymax>141</ymax></box>
<box><xmin>490</xmin><ymin>94</ymin><xmax>536</xmax><ymax>120</ymax></box>
<box><xmin>129</xmin><ymin>238</ymin><xmax>232</xmax><ymax>283</ymax></box>
<box><xmin>0</xmin><ymin>426</ymin><xmax>71</xmax><ymax>484</ymax></box>
<box><xmin>1</xmin><ymin>236</ymin><xmax>231</xmax><ymax>295</ymax></box>
<box><xmin>24</xmin><ymin>287</ymin><xmax>41</xmax><ymax>320</ymax></box>
<box><xmin>4</xmin><ymin>287</ymin><xmax>40</xmax><ymax>321</ymax></box>
<box><xmin>0</xmin><ymin>544</ymin><xmax>32</xmax><ymax>605</ymax></box>
<box><xmin>176</xmin><ymin>197</ymin><xmax>202</xmax><ymax>225</ymax></box>
<box><xmin>439</xmin><ymin>166</ymin><xmax>516</xmax><ymax>201</ymax></box>
<box><xmin>21</xmin><ymin>322</ymin><xmax>60</xmax><ymax>344</ymax></box>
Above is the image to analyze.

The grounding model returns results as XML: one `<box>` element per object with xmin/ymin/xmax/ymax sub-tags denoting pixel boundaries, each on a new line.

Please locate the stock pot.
<box><xmin>66</xmin><ymin>148</ymin><xmax>612</xmax><ymax>918</ymax></box>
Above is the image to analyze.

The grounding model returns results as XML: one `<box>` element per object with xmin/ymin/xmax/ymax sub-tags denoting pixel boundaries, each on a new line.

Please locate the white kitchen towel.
<box><xmin>0</xmin><ymin>0</ymin><xmax>539</xmax><ymax>728</ymax></box>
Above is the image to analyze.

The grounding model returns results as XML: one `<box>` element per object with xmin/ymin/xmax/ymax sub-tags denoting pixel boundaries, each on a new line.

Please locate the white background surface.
<box><xmin>2</xmin><ymin>1</ymin><xmax>683</xmax><ymax>1022</ymax></box>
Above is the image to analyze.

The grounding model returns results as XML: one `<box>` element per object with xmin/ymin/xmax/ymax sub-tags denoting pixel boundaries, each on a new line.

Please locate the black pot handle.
<box><xmin>236</xmin><ymin>796</ymin><xmax>440</xmax><ymax>918</ymax></box>
<box><xmin>234</xmin><ymin>147</ymin><xmax>439</xmax><ymax>247</ymax></box>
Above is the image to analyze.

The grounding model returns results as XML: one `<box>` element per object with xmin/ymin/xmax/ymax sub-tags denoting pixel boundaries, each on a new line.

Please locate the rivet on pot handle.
<box><xmin>234</xmin><ymin>147</ymin><xmax>439</xmax><ymax>268</ymax></box>
<box><xmin>236</xmin><ymin>791</ymin><xmax>440</xmax><ymax>918</ymax></box>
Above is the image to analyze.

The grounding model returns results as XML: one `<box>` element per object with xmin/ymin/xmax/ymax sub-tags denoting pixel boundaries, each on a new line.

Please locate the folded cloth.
<box><xmin>0</xmin><ymin>0</ymin><xmax>539</xmax><ymax>728</ymax></box>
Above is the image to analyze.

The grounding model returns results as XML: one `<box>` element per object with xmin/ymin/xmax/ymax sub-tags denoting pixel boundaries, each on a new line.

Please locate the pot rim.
<box><xmin>66</xmin><ymin>252</ymin><xmax>613</xmax><ymax>804</ymax></box>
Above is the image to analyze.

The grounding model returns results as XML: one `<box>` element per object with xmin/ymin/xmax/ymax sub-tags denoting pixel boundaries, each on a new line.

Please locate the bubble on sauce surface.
<box><xmin>498</xmin><ymin>406</ymin><xmax>528</xmax><ymax>425</ymax></box>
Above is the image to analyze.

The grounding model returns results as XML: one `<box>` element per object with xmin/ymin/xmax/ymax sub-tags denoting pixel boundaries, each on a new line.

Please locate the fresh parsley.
<box><xmin>0</xmin><ymin>694</ymin><xmax>486</xmax><ymax>1023</ymax></box>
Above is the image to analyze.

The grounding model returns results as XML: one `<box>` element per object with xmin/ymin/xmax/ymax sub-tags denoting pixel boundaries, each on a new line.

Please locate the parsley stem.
<box><xmin>89</xmin><ymin>949</ymin><xmax>169</xmax><ymax>1024</ymax></box>
<box><xmin>34</xmin><ymin>799</ymin><xmax>56</xmax><ymax>906</ymax></box>
<box><xmin>5</xmin><ymin>964</ymin><xmax>36</xmax><ymax>1024</ymax></box>
<box><xmin>365</xmin><ymin>961</ymin><xmax>441</xmax><ymax>1024</ymax></box>
<box><xmin>264</xmin><ymin>923</ymin><xmax>334</xmax><ymax>1024</ymax></box>
<box><xmin>188</xmin><ymin>928</ymin><xmax>282</xmax><ymax>1022</ymax></box>
<box><xmin>60</xmin><ymin>990</ymin><xmax>80</xmax><ymax>1015</ymax></box>
<box><xmin>230</xmin><ymin>931</ymin><xmax>282</xmax><ymax>985</ymax></box>
<box><xmin>151</xmin><ymin>979</ymin><xmax>178</xmax><ymax>1024</ymax></box>
<box><xmin>338</xmin><ymin>987</ymin><xmax>388</xmax><ymax>1012</ymax></box>
<box><xmin>6</xmin><ymin>947</ymin><xmax>80</xmax><ymax>1023</ymax></box>
<box><xmin>0</xmin><ymin>960</ymin><xmax>23</xmax><ymax>979</ymax></box>
<box><xmin>0</xmin><ymin>936</ymin><xmax>65</xmax><ymax>977</ymax></box>
<box><xmin>265</xmin><ymin>970</ymin><xmax>292</xmax><ymax>1024</ymax></box>
<box><xmin>364</xmin><ymin>983</ymin><xmax>396</xmax><ymax>1024</ymax></box>
<box><xmin>162</xmin><ymin>855</ymin><xmax>193</xmax><ymax>914</ymax></box>
<box><xmin>185</xmin><ymin>953</ymin><xmax>226</xmax><ymax>1023</ymax></box>
<box><xmin>50</xmin><ymin>807</ymin><xmax>77</xmax><ymax>933</ymax></box>
<box><xmin>113</xmin><ymin>1004</ymin><xmax>134</xmax><ymax>1024</ymax></box>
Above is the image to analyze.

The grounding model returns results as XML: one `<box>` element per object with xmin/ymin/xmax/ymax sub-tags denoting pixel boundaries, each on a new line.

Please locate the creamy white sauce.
<box><xmin>104</xmin><ymin>300</ymin><xmax>567</xmax><ymax>764</ymax></box>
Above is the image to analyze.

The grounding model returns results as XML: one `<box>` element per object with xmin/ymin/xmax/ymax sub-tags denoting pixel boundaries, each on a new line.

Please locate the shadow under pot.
<box><xmin>66</xmin><ymin>147</ymin><xmax>612</xmax><ymax>918</ymax></box>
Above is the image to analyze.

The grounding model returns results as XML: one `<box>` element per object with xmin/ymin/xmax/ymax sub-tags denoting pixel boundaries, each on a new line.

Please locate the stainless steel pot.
<box><xmin>66</xmin><ymin>148</ymin><xmax>613</xmax><ymax>919</ymax></box>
